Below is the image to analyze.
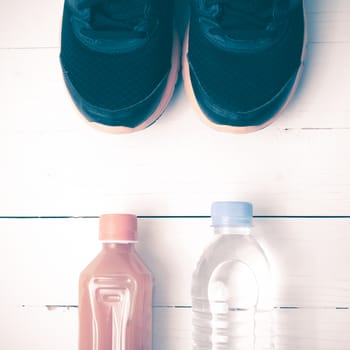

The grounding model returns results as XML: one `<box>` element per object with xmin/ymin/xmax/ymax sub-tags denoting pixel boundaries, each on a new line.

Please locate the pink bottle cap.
<box><xmin>99</xmin><ymin>214</ymin><xmax>137</xmax><ymax>242</ymax></box>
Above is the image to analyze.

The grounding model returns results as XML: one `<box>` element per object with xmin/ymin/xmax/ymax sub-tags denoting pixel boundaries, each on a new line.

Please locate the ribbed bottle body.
<box><xmin>79</xmin><ymin>243</ymin><xmax>152</xmax><ymax>350</ymax></box>
<box><xmin>192</xmin><ymin>233</ymin><xmax>273</xmax><ymax>350</ymax></box>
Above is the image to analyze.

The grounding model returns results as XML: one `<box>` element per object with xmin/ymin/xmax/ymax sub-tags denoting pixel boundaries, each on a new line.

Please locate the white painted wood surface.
<box><xmin>0</xmin><ymin>0</ymin><xmax>350</xmax><ymax>216</ymax></box>
<box><xmin>0</xmin><ymin>0</ymin><xmax>350</xmax><ymax>349</ymax></box>
<box><xmin>1</xmin><ymin>307</ymin><xmax>349</xmax><ymax>350</ymax></box>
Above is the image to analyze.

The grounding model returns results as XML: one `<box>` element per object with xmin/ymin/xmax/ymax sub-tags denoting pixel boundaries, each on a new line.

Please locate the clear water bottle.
<box><xmin>192</xmin><ymin>202</ymin><xmax>273</xmax><ymax>350</ymax></box>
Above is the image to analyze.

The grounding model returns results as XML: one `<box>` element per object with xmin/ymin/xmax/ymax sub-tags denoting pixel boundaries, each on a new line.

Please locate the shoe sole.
<box><xmin>182</xmin><ymin>2</ymin><xmax>307</xmax><ymax>134</ymax></box>
<box><xmin>83</xmin><ymin>30</ymin><xmax>181</xmax><ymax>134</ymax></box>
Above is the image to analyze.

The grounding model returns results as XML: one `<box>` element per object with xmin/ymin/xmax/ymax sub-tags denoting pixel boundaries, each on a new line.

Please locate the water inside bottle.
<box><xmin>193</xmin><ymin>260</ymin><xmax>271</xmax><ymax>349</ymax></box>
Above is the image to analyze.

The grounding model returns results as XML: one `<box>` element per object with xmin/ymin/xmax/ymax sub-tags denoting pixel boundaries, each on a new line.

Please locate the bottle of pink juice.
<box><xmin>79</xmin><ymin>214</ymin><xmax>153</xmax><ymax>350</ymax></box>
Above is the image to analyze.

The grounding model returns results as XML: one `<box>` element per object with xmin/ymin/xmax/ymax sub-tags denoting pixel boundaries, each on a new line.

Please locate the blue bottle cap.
<box><xmin>211</xmin><ymin>201</ymin><xmax>253</xmax><ymax>227</ymax></box>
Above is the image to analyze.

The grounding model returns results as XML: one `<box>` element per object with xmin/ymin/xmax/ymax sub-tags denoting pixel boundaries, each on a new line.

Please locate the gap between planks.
<box><xmin>17</xmin><ymin>305</ymin><xmax>350</xmax><ymax>312</ymax></box>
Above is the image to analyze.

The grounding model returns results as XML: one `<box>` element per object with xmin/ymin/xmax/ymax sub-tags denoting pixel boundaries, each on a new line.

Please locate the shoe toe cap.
<box><xmin>190</xmin><ymin>65</ymin><xmax>300</xmax><ymax>128</ymax></box>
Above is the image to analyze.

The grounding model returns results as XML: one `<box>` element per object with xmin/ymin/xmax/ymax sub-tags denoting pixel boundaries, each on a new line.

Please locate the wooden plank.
<box><xmin>0</xmin><ymin>0</ymin><xmax>64</xmax><ymax>48</ymax></box>
<box><xmin>1</xmin><ymin>34</ymin><xmax>349</xmax><ymax>216</ymax></box>
<box><xmin>0</xmin><ymin>305</ymin><xmax>78</xmax><ymax>350</ymax></box>
<box><xmin>275</xmin><ymin>308</ymin><xmax>350</xmax><ymax>350</ymax></box>
<box><xmin>0</xmin><ymin>218</ymin><xmax>349</xmax><ymax>307</ymax></box>
<box><xmin>1</xmin><ymin>108</ymin><xmax>350</xmax><ymax>216</ymax></box>
<box><xmin>0</xmin><ymin>306</ymin><xmax>349</xmax><ymax>350</ymax></box>
<box><xmin>0</xmin><ymin>6</ymin><xmax>349</xmax><ymax>217</ymax></box>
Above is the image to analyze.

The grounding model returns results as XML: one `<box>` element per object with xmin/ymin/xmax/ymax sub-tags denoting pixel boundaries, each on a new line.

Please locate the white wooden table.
<box><xmin>0</xmin><ymin>0</ymin><xmax>350</xmax><ymax>349</ymax></box>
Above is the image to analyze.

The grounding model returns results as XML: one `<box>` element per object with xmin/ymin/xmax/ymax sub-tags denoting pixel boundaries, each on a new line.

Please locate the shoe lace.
<box><xmin>71</xmin><ymin>0</ymin><xmax>153</xmax><ymax>39</ymax></box>
<box><xmin>200</xmin><ymin>0</ymin><xmax>288</xmax><ymax>39</ymax></box>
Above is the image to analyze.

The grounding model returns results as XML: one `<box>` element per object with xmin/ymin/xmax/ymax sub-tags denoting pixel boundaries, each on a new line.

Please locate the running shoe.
<box><xmin>60</xmin><ymin>0</ymin><xmax>179</xmax><ymax>133</ymax></box>
<box><xmin>183</xmin><ymin>0</ymin><xmax>306</xmax><ymax>133</ymax></box>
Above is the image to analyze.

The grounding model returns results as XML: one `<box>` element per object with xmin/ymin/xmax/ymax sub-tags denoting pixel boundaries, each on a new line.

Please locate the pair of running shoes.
<box><xmin>60</xmin><ymin>0</ymin><xmax>306</xmax><ymax>133</ymax></box>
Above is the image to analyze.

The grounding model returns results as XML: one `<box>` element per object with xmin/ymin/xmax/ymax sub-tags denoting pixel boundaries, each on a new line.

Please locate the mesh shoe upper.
<box><xmin>60</xmin><ymin>0</ymin><xmax>173</xmax><ymax>127</ymax></box>
<box><xmin>187</xmin><ymin>0</ymin><xmax>305</xmax><ymax>127</ymax></box>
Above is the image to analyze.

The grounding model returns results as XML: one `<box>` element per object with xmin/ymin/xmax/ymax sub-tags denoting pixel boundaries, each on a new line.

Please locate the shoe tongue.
<box><xmin>69</xmin><ymin>0</ymin><xmax>147</xmax><ymax>23</ymax></box>
<box><xmin>71</xmin><ymin>0</ymin><xmax>152</xmax><ymax>47</ymax></box>
<box><xmin>90</xmin><ymin>0</ymin><xmax>147</xmax><ymax>32</ymax></box>
<box><xmin>233</xmin><ymin>0</ymin><xmax>273</xmax><ymax>13</ymax></box>
<box><xmin>101</xmin><ymin>0</ymin><xmax>146</xmax><ymax>20</ymax></box>
<box><xmin>218</xmin><ymin>0</ymin><xmax>275</xmax><ymax>40</ymax></box>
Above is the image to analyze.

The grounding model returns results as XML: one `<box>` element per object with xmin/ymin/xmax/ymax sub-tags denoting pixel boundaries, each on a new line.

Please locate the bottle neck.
<box><xmin>101</xmin><ymin>241</ymin><xmax>136</xmax><ymax>252</ymax></box>
<box><xmin>214</xmin><ymin>226</ymin><xmax>252</xmax><ymax>235</ymax></box>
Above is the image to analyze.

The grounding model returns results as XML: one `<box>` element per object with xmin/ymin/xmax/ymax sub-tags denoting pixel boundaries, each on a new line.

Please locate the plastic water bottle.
<box><xmin>192</xmin><ymin>202</ymin><xmax>273</xmax><ymax>350</ymax></box>
<box><xmin>79</xmin><ymin>214</ymin><xmax>153</xmax><ymax>350</ymax></box>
